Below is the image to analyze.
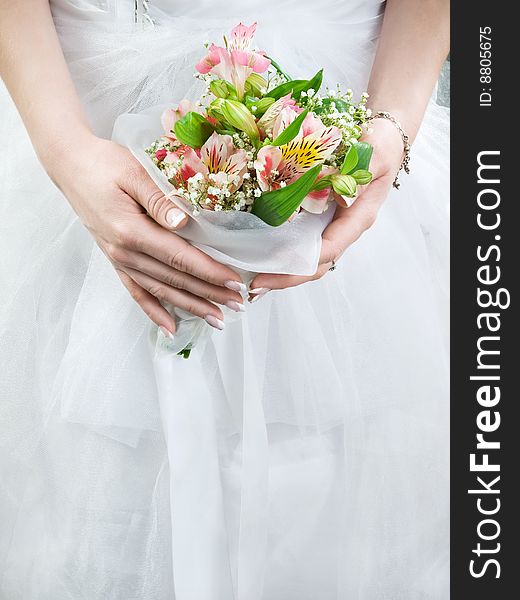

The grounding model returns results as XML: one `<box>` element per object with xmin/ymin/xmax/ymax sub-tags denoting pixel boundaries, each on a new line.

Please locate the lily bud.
<box><xmin>246</xmin><ymin>73</ymin><xmax>268</xmax><ymax>97</ymax></box>
<box><xmin>245</xmin><ymin>96</ymin><xmax>275</xmax><ymax>117</ymax></box>
<box><xmin>221</xmin><ymin>100</ymin><xmax>259</xmax><ymax>140</ymax></box>
<box><xmin>209</xmin><ymin>80</ymin><xmax>230</xmax><ymax>99</ymax></box>
<box><xmin>207</xmin><ymin>98</ymin><xmax>226</xmax><ymax>121</ymax></box>
<box><xmin>331</xmin><ymin>174</ymin><xmax>357</xmax><ymax>197</ymax></box>
<box><xmin>254</xmin><ymin>97</ymin><xmax>276</xmax><ymax>115</ymax></box>
<box><xmin>351</xmin><ymin>169</ymin><xmax>373</xmax><ymax>185</ymax></box>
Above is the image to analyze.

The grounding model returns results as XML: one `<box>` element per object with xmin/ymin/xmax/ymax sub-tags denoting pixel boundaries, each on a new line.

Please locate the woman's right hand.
<box><xmin>46</xmin><ymin>134</ymin><xmax>246</xmax><ymax>335</ymax></box>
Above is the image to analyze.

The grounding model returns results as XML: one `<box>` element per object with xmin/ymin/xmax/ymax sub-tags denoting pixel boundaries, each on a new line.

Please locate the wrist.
<box><xmin>366</xmin><ymin>100</ymin><xmax>421</xmax><ymax>144</ymax></box>
<box><xmin>38</xmin><ymin>126</ymin><xmax>97</xmax><ymax>187</ymax></box>
<box><xmin>363</xmin><ymin>117</ymin><xmax>405</xmax><ymax>171</ymax></box>
<box><xmin>367</xmin><ymin>112</ymin><xmax>412</xmax><ymax>188</ymax></box>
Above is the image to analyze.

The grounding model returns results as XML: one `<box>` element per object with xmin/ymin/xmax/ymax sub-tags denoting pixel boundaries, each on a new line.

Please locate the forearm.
<box><xmin>0</xmin><ymin>0</ymin><xmax>91</xmax><ymax>173</ymax></box>
<box><xmin>367</xmin><ymin>0</ymin><xmax>449</xmax><ymax>141</ymax></box>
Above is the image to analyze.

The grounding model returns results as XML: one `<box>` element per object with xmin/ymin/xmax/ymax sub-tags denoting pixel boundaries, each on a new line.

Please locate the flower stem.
<box><xmin>267</xmin><ymin>57</ymin><xmax>292</xmax><ymax>82</ymax></box>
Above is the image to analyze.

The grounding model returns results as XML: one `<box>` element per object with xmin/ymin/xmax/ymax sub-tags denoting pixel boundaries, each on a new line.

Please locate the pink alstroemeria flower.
<box><xmin>167</xmin><ymin>132</ymin><xmax>249</xmax><ymax>202</ymax></box>
<box><xmin>163</xmin><ymin>145</ymin><xmax>202</xmax><ymax>184</ymax></box>
<box><xmin>161</xmin><ymin>99</ymin><xmax>195</xmax><ymax>136</ymax></box>
<box><xmin>256</xmin><ymin>93</ymin><xmax>301</xmax><ymax>137</ymax></box>
<box><xmin>254</xmin><ymin>112</ymin><xmax>342</xmax><ymax>214</ymax></box>
<box><xmin>196</xmin><ymin>23</ymin><xmax>270</xmax><ymax>99</ymax></box>
<box><xmin>301</xmin><ymin>166</ymin><xmax>338</xmax><ymax>214</ymax></box>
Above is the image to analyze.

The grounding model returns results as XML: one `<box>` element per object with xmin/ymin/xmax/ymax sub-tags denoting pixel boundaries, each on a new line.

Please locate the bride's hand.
<box><xmin>248</xmin><ymin>118</ymin><xmax>404</xmax><ymax>299</ymax></box>
<box><xmin>48</xmin><ymin>134</ymin><xmax>246</xmax><ymax>333</ymax></box>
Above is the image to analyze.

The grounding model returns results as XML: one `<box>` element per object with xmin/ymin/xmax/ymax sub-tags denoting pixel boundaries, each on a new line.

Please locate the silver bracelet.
<box><xmin>369</xmin><ymin>111</ymin><xmax>411</xmax><ymax>189</ymax></box>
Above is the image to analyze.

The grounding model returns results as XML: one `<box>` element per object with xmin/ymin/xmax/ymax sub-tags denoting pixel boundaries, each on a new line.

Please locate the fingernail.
<box><xmin>205</xmin><ymin>315</ymin><xmax>225</xmax><ymax>330</ymax></box>
<box><xmin>248</xmin><ymin>289</ymin><xmax>270</xmax><ymax>304</ymax></box>
<box><xmin>224</xmin><ymin>280</ymin><xmax>247</xmax><ymax>293</ymax></box>
<box><xmin>159</xmin><ymin>326</ymin><xmax>174</xmax><ymax>339</ymax></box>
<box><xmin>225</xmin><ymin>300</ymin><xmax>246</xmax><ymax>313</ymax></box>
<box><xmin>167</xmin><ymin>207</ymin><xmax>187</xmax><ymax>228</ymax></box>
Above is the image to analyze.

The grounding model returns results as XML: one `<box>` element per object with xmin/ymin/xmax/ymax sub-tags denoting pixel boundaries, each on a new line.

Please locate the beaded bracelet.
<box><xmin>369</xmin><ymin>111</ymin><xmax>411</xmax><ymax>189</ymax></box>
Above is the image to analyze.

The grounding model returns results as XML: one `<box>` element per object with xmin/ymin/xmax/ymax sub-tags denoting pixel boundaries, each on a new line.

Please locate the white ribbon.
<box><xmin>154</xmin><ymin>313</ymin><xmax>269</xmax><ymax>600</ymax></box>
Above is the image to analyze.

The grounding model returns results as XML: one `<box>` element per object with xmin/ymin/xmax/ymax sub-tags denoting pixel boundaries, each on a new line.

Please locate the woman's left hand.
<box><xmin>248</xmin><ymin>118</ymin><xmax>405</xmax><ymax>300</ymax></box>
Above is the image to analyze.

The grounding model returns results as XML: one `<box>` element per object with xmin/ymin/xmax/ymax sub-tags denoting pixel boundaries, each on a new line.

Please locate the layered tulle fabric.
<box><xmin>0</xmin><ymin>1</ymin><xmax>449</xmax><ymax>598</ymax></box>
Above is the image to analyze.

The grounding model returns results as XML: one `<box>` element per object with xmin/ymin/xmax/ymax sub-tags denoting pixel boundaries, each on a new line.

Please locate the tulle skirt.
<box><xmin>0</xmin><ymin>2</ymin><xmax>449</xmax><ymax>598</ymax></box>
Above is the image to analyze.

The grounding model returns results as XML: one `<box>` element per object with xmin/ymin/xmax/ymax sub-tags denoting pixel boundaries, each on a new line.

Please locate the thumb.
<box><xmin>127</xmin><ymin>164</ymin><xmax>189</xmax><ymax>231</ymax></box>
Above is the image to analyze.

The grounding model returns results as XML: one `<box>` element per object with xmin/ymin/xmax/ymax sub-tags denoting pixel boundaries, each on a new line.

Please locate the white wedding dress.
<box><xmin>0</xmin><ymin>1</ymin><xmax>449</xmax><ymax>598</ymax></box>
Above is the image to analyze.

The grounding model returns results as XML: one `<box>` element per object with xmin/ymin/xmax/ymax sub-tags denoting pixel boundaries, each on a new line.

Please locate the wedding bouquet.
<box><xmin>113</xmin><ymin>22</ymin><xmax>373</xmax><ymax>356</ymax></box>
<box><xmin>146</xmin><ymin>22</ymin><xmax>373</xmax><ymax>224</ymax></box>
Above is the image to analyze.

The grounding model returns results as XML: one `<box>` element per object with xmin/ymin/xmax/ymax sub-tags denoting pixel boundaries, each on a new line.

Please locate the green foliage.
<box><xmin>174</xmin><ymin>112</ymin><xmax>214</xmax><ymax>149</ymax></box>
<box><xmin>251</xmin><ymin>165</ymin><xmax>322</xmax><ymax>226</ymax></box>
<box><xmin>271</xmin><ymin>109</ymin><xmax>309</xmax><ymax>146</ymax></box>
<box><xmin>267</xmin><ymin>69</ymin><xmax>323</xmax><ymax>101</ymax></box>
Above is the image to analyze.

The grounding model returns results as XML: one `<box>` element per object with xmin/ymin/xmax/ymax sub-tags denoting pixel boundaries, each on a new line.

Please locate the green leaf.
<box><xmin>340</xmin><ymin>145</ymin><xmax>358</xmax><ymax>175</ymax></box>
<box><xmin>310</xmin><ymin>175</ymin><xmax>333</xmax><ymax>192</ymax></box>
<box><xmin>314</xmin><ymin>97</ymin><xmax>350</xmax><ymax>114</ymax></box>
<box><xmin>267</xmin><ymin>69</ymin><xmax>323</xmax><ymax>101</ymax></box>
<box><xmin>251</xmin><ymin>165</ymin><xmax>322</xmax><ymax>227</ymax></box>
<box><xmin>351</xmin><ymin>169</ymin><xmax>373</xmax><ymax>185</ymax></box>
<box><xmin>177</xmin><ymin>347</ymin><xmax>192</xmax><ymax>359</ymax></box>
<box><xmin>174</xmin><ymin>112</ymin><xmax>214</xmax><ymax>149</ymax></box>
<box><xmin>349</xmin><ymin>142</ymin><xmax>373</xmax><ymax>173</ymax></box>
<box><xmin>216</xmin><ymin>128</ymin><xmax>236</xmax><ymax>136</ymax></box>
<box><xmin>271</xmin><ymin>108</ymin><xmax>309</xmax><ymax>146</ymax></box>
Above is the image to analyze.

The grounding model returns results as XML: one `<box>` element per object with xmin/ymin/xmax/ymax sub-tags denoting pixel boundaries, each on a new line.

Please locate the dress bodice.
<box><xmin>51</xmin><ymin>0</ymin><xmax>385</xmax><ymax>29</ymax></box>
<box><xmin>49</xmin><ymin>0</ymin><xmax>386</xmax><ymax>135</ymax></box>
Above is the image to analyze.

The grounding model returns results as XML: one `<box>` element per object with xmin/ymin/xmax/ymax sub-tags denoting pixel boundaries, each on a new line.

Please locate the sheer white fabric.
<box><xmin>0</xmin><ymin>1</ymin><xmax>449</xmax><ymax>598</ymax></box>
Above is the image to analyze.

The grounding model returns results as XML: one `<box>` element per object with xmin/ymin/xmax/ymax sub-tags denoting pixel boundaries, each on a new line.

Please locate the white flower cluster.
<box><xmin>299</xmin><ymin>86</ymin><xmax>372</xmax><ymax>167</ymax></box>
<box><xmin>265</xmin><ymin>70</ymin><xmax>288</xmax><ymax>93</ymax></box>
<box><xmin>145</xmin><ymin>137</ymin><xmax>262</xmax><ymax>215</ymax></box>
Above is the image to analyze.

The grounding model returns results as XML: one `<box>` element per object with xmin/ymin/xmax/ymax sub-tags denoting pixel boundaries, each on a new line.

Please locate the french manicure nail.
<box><xmin>159</xmin><ymin>326</ymin><xmax>174</xmax><ymax>339</ymax></box>
<box><xmin>205</xmin><ymin>315</ymin><xmax>225</xmax><ymax>330</ymax></box>
<box><xmin>224</xmin><ymin>280</ymin><xmax>247</xmax><ymax>293</ymax></box>
<box><xmin>167</xmin><ymin>207</ymin><xmax>187</xmax><ymax>228</ymax></box>
<box><xmin>248</xmin><ymin>289</ymin><xmax>270</xmax><ymax>304</ymax></box>
<box><xmin>249</xmin><ymin>293</ymin><xmax>265</xmax><ymax>304</ymax></box>
<box><xmin>225</xmin><ymin>300</ymin><xmax>246</xmax><ymax>313</ymax></box>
